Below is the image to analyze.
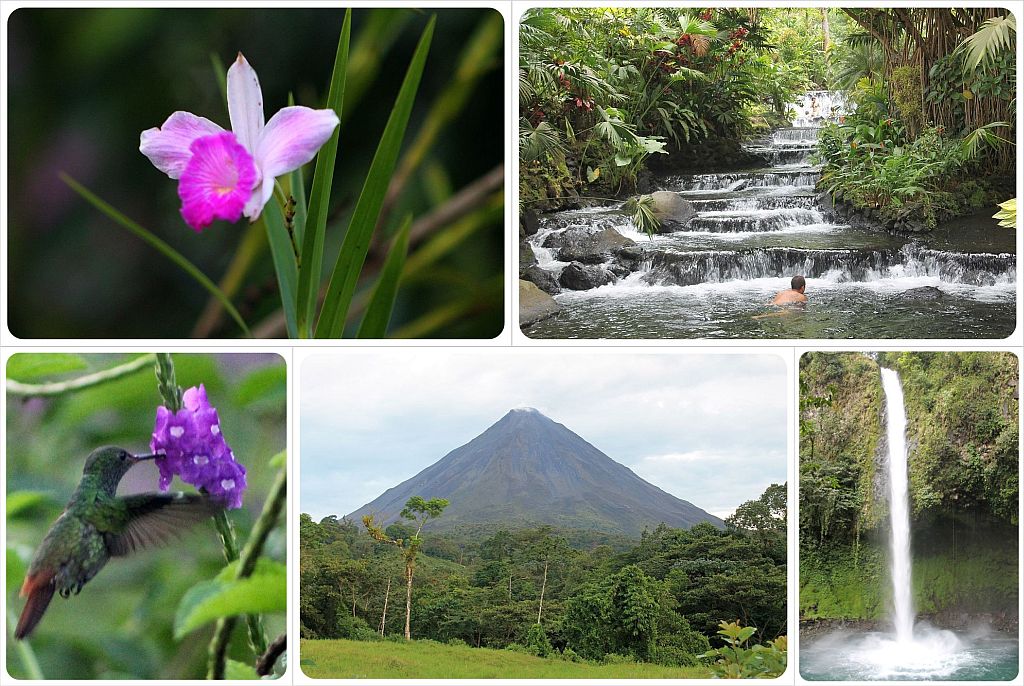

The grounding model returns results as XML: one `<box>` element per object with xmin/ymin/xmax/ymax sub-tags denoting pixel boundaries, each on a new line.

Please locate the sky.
<box><xmin>300</xmin><ymin>351</ymin><xmax>788</xmax><ymax>522</ymax></box>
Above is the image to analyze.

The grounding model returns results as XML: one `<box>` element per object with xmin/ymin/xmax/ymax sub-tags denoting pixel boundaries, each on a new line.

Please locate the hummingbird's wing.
<box><xmin>104</xmin><ymin>492</ymin><xmax>222</xmax><ymax>556</ymax></box>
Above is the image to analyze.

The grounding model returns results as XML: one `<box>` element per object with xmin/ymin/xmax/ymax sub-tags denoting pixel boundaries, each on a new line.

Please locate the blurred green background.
<box><xmin>7</xmin><ymin>8</ymin><xmax>504</xmax><ymax>338</ymax></box>
<box><xmin>6</xmin><ymin>353</ymin><xmax>286</xmax><ymax>679</ymax></box>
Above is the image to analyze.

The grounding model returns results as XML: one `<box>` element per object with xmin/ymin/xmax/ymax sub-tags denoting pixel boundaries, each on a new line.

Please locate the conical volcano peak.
<box><xmin>349</xmin><ymin>409</ymin><xmax>723</xmax><ymax>536</ymax></box>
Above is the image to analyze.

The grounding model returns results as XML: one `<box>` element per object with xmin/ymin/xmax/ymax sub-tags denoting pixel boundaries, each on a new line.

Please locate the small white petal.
<box><xmin>193</xmin><ymin>455</ymin><xmax>209</xmax><ymax>465</ymax></box>
<box><xmin>211</xmin><ymin>424</ymin><xmax>220</xmax><ymax>435</ymax></box>
<box><xmin>227</xmin><ymin>52</ymin><xmax>265</xmax><ymax>153</ymax></box>
<box><xmin>221</xmin><ymin>479</ymin><xmax>236</xmax><ymax>491</ymax></box>
<box><xmin>169</xmin><ymin>426</ymin><xmax>185</xmax><ymax>438</ymax></box>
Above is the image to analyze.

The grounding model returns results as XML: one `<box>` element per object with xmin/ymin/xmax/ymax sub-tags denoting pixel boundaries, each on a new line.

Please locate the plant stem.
<box><xmin>256</xmin><ymin>633</ymin><xmax>287</xmax><ymax>676</ymax></box>
<box><xmin>191</xmin><ymin>221</ymin><xmax>267</xmax><ymax>338</ymax></box>
<box><xmin>207</xmin><ymin>466</ymin><xmax>286</xmax><ymax>678</ymax></box>
<box><xmin>151</xmin><ymin>354</ymin><xmax>265</xmax><ymax>676</ymax></box>
<box><xmin>6</xmin><ymin>354</ymin><xmax>155</xmax><ymax>397</ymax></box>
<box><xmin>6</xmin><ymin>609</ymin><xmax>44</xmax><ymax>679</ymax></box>
<box><xmin>154</xmin><ymin>353</ymin><xmax>182</xmax><ymax>411</ymax></box>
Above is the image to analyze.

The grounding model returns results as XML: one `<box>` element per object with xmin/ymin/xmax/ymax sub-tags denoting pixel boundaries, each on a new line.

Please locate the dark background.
<box><xmin>7</xmin><ymin>8</ymin><xmax>505</xmax><ymax>338</ymax></box>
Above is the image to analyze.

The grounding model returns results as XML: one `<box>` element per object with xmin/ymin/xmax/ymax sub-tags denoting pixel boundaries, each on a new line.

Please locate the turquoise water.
<box><xmin>801</xmin><ymin>628</ymin><xmax>1019</xmax><ymax>681</ymax></box>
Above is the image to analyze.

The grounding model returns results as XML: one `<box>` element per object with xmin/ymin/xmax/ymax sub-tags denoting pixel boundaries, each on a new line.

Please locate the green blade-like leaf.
<box><xmin>268</xmin><ymin>450</ymin><xmax>287</xmax><ymax>469</ymax></box>
<box><xmin>298</xmin><ymin>9</ymin><xmax>350</xmax><ymax>337</ymax></box>
<box><xmin>261</xmin><ymin>202</ymin><xmax>299</xmax><ymax>338</ymax></box>
<box><xmin>315</xmin><ymin>15</ymin><xmax>436</xmax><ymax>339</ymax></box>
<box><xmin>60</xmin><ymin>174</ymin><xmax>251</xmax><ymax>337</ymax></box>
<box><xmin>173</xmin><ymin>559</ymin><xmax>286</xmax><ymax>638</ymax></box>
<box><xmin>225</xmin><ymin>660</ymin><xmax>260</xmax><ymax>680</ymax></box>
<box><xmin>356</xmin><ymin>215</ymin><xmax>411</xmax><ymax>338</ymax></box>
<box><xmin>6</xmin><ymin>353</ymin><xmax>87</xmax><ymax>381</ymax></box>
<box><xmin>6</xmin><ymin>491</ymin><xmax>59</xmax><ymax>520</ymax></box>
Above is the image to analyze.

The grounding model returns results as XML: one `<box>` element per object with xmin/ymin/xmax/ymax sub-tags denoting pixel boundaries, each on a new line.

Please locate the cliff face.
<box><xmin>349</xmin><ymin>408</ymin><xmax>723</xmax><ymax>537</ymax></box>
<box><xmin>799</xmin><ymin>352</ymin><xmax>1019</xmax><ymax>621</ymax></box>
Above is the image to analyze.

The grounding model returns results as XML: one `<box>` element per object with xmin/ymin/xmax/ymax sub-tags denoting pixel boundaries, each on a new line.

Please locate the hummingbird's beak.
<box><xmin>132</xmin><ymin>453</ymin><xmax>161</xmax><ymax>462</ymax></box>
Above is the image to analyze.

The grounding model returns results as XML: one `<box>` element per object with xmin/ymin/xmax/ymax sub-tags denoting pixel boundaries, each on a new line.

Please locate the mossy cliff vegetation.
<box><xmin>799</xmin><ymin>352</ymin><xmax>1018</xmax><ymax>625</ymax></box>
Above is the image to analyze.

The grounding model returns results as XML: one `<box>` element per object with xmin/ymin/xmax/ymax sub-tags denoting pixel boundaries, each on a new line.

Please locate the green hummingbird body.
<box><xmin>16</xmin><ymin>447</ymin><xmax>220</xmax><ymax>640</ymax></box>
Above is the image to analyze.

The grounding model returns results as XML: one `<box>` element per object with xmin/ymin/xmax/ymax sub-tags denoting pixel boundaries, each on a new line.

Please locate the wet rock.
<box><xmin>542</xmin><ymin>226</ymin><xmax>634</xmax><ymax>264</ymax></box>
<box><xmin>903</xmin><ymin>286</ymin><xmax>945</xmax><ymax>300</ymax></box>
<box><xmin>815</xmin><ymin>190</ymin><xmax>836</xmax><ymax>212</ymax></box>
<box><xmin>607</xmin><ymin>264</ymin><xmax>632</xmax><ymax>278</ymax></box>
<box><xmin>520</xmin><ymin>265</ymin><xmax>560</xmax><ymax>295</ymax></box>
<box><xmin>650</xmin><ymin>191</ymin><xmax>696</xmax><ymax>230</ymax></box>
<box><xmin>520</xmin><ymin>208</ymin><xmax>540</xmax><ymax>237</ymax></box>
<box><xmin>559</xmin><ymin>262</ymin><xmax>615</xmax><ymax>290</ymax></box>
<box><xmin>519</xmin><ymin>279</ymin><xmax>560</xmax><ymax>327</ymax></box>
<box><xmin>613</xmin><ymin>244</ymin><xmax>645</xmax><ymax>272</ymax></box>
<box><xmin>519</xmin><ymin>239</ymin><xmax>537</xmax><ymax>269</ymax></box>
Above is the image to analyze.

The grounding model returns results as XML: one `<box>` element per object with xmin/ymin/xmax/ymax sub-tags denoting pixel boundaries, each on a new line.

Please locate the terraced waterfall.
<box><xmin>523</xmin><ymin>92</ymin><xmax>1016</xmax><ymax>339</ymax></box>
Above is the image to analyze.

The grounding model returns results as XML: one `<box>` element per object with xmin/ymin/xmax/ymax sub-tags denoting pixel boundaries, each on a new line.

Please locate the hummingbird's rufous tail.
<box><xmin>15</xmin><ymin>570</ymin><xmax>56</xmax><ymax>640</ymax></box>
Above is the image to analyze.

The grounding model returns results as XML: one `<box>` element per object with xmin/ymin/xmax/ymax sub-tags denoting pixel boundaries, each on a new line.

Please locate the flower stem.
<box><xmin>152</xmin><ymin>354</ymin><xmax>266</xmax><ymax>675</ymax></box>
<box><xmin>6</xmin><ymin>354</ymin><xmax>155</xmax><ymax>397</ymax></box>
<box><xmin>207</xmin><ymin>466</ymin><xmax>286</xmax><ymax>678</ymax></box>
<box><xmin>154</xmin><ymin>353</ymin><xmax>183</xmax><ymax>411</ymax></box>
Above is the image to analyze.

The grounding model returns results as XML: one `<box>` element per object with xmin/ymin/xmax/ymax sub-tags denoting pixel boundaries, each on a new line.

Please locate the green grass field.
<box><xmin>300</xmin><ymin>639</ymin><xmax>713</xmax><ymax>679</ymax></box>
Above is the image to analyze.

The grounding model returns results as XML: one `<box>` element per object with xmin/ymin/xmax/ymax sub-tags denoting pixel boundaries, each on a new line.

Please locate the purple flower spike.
<box><xmin>150</xmin><ymin>384</ymin><xmax>247</xmax><ymax>509</ymax></box>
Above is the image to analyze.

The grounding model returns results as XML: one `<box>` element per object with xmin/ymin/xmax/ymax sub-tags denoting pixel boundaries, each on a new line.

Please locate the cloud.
<box><xmin>300</xmin><ymin>352</ymin><xmax>787</xmax><ymax>523</ymax></box>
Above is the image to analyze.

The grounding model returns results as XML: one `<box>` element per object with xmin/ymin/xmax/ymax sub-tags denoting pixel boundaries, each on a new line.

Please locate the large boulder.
<box><xmin>521</xmin><ymin>265</ymin><xmax>560</xmax><ymax>295</ymax></box>
<box><xmin>542</xmin><ymin>226</ymin><xmax>634</xmax><ymax>264</ymax></box>
<box><xmin>519</xmin><ymin>279</ymin><xmax>560</xmax><ymax>327</ymax></box>
<box><xmin>649</xmin><ymin>191</ymin><xmax>695</xmax><ymax>230</ymax></box>
<box><xmin>559</xmin><ymin>262</ymin><xmax>615</xmax><ymax>290</ymax></box>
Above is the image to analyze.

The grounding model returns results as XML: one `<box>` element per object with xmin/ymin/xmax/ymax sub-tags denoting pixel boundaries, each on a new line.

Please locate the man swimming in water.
<box><xmin>772</xmin><ymin>275</ymin><xmax>808</xmax><ymax>305</ymax></box>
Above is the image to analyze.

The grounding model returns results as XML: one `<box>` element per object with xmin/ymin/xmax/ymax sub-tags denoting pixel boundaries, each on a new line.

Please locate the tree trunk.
<box><xmin>821</xmin><ymin>9</ymin><xmax>831</xmax><ymax>53</ymax></box>
<box><xmin>536</xmin><ymin>559</ymin><xmax>549</xmax><ymax>624</ymax></box>
<box><xmin>352</xmin><ymin>588</ymin><xmax>357</xmax><ymax>618</ymax></box>
<box><xmin>509</xmin><ymin>574</ymin><xmax>513</xmax><ymax>602</ymax></box>
<box><xmin>404</xmin><ymin>563</ymin><xmax>414</xmax><ymax>640</ymax></box>
<box><xmin>379</xmin><ymin>576</ymin><xmax>391</xmax><ymax>636</ymax></box>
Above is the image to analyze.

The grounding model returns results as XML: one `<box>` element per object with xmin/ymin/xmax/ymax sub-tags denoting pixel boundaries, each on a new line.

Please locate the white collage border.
<box><xmin>0</xmin><ymin>1</ymin><xmax>1021</xmax><ymax>685</ymax></box>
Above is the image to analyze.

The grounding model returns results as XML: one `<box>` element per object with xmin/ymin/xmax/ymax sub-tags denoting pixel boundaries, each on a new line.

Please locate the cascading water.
<box><xmin>799</xmin><ymin>364</ymin><xmax>1019</xmax><ymax>681</ymax></box>
<box><xmin>880</xmin><ymin>367</ymin><xmax>915</xmax><ymax>644</ymax></box>
<box><xmin>522</xmin><ymin>90</ymin><xmax>1017</xmax><ymax>339</ymax></box>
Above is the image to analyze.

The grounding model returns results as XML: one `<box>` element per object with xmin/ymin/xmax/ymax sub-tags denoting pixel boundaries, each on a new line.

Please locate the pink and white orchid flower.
<box><xmin>140</xmin><ymin>53</ymin><xmax>339</xmax><ymax>232</ymax></box>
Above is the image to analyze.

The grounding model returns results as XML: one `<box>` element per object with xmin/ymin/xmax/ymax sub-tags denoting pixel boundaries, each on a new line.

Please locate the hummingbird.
<box><xmin>15</xmin><ymin>446</ymin><xmax>221</xmax><ymax>640</ymax></box>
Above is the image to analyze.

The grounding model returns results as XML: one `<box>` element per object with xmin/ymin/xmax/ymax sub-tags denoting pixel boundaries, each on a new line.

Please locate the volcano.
<box><xmin>348</xmin><ymin>408</ymin><xmax>723</xmax><ymax>536</ymax></box>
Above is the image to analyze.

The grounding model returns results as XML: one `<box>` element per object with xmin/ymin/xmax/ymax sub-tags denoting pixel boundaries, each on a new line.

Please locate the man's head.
<box><xmin>791</xmin><ymin>275</ymin><xmax>806</xmax><ymax>293</ymax></box>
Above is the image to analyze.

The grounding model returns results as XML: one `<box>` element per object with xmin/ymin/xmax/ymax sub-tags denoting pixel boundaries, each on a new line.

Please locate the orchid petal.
<box><xmin>139</xmin><ymin>111</ymin><xmax>223</xmax><ymax>179</ymax></box>
<box><xmin>242</xmin><ymin>174</ymin><xmax>275</xmax><ymax>221</ymax></box>
<box><xmin>255</xmin><ymin>106</ymin><xmax>340</xmax><ymax>180</ymax></box>
<box><xmin>177</xmin><ymin>132</ymin><xmax>259</xmax><ymax>232</ymax></box>
<box><xmin>226</xmin><ymin>52</ymin><xmax>265</xmax><ymax>153</ymax></box>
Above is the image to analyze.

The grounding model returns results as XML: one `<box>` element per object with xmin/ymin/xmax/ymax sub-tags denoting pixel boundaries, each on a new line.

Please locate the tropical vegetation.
<box><xmin>521</xmin><ymin>7</ymin><xmax>1016</xmax><ymax>231</ymax></box>
<box><xmin>815</xmin><ymin>9</ymin><xmax>1016</xmax><ymax>229</ymax></box>
<box><xmin>300</xmin><ymin>484</ymin><xmax>787</xmax><ymax>677</ymax></box>
<box><xmin>799</xmin><ymin>352</ymin><xmax>1019</xmax><ymax>622</ymax></box>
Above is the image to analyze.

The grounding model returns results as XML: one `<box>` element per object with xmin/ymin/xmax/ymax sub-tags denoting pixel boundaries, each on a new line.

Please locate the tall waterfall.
<box><xmin>880</xmin><ymin>367</ymin><xmax>915</xmax><ymax>644</ymax></box>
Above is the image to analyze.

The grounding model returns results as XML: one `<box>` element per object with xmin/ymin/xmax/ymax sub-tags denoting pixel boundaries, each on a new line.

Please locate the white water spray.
<box><xmin>880</xmin><ymin>367</ymin><xmax>915</xmax><ymax>643</ymax></box>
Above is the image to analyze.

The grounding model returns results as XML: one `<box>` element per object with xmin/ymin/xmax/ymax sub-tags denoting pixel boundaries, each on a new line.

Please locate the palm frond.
<box><xmin>958</xmin><ymin>14</ymin><xmax>1016</xmax><ymax>73</ymax></box>
<box><xmin>519</xmin><ymin>118</ymin><xmax>565</xmax><ymax>162</ymax></box>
